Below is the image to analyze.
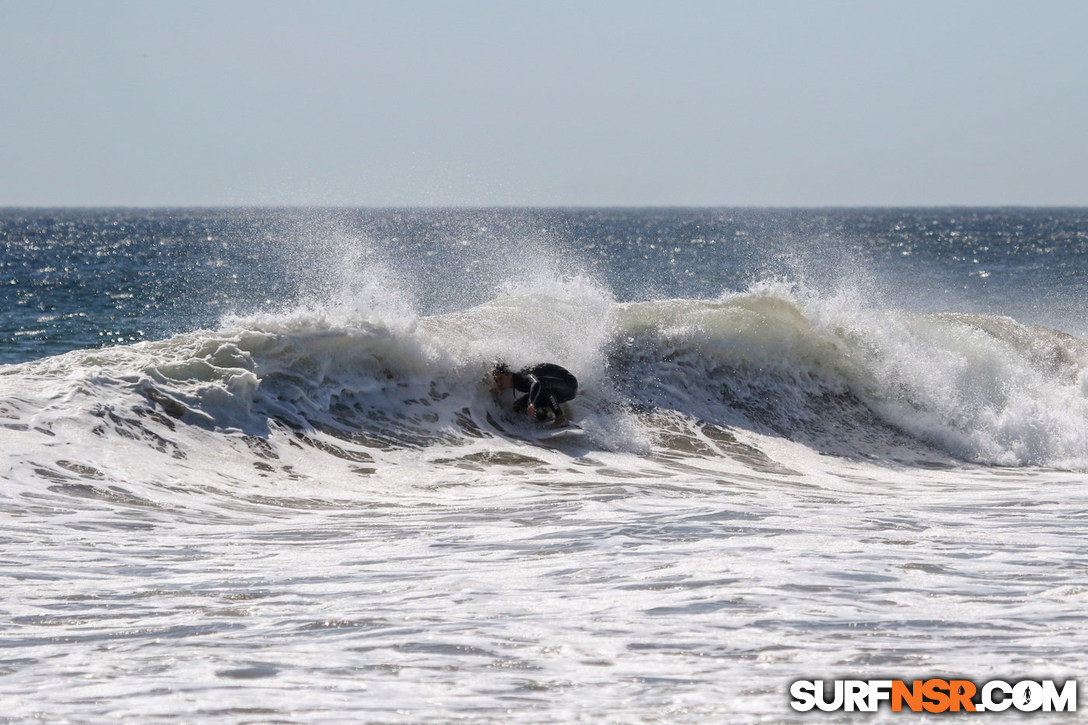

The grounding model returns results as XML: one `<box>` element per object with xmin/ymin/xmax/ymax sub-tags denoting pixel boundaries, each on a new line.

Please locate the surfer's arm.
<box><xmin>524</xmin><ymin>373</ymin><xmax>566</xmax><ymax>423</ymax></box>
<box><xmin>525</xmin><ymin>374</ymin><xmax>543</xmax><ymax>407</ymax></box>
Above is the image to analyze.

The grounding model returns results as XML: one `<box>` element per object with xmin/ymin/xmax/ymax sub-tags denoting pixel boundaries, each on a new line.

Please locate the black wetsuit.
<box><xmin>510</xmin><ymin>364</ymin><xmax>578</xmax><ymax>420</ymax></box>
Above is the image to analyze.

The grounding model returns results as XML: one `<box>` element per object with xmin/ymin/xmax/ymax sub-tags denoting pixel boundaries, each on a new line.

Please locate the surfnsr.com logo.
<box><xmin>790</xmin><ymin>679</ymin><xmax>1077</xmax><ymax>713</ymax></box>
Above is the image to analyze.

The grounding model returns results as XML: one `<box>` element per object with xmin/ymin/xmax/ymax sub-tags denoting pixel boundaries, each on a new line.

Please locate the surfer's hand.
<box><xmin>526</xmin><ymin>404</ymin><xmax>538</xmax><ymax>420</ymax></box>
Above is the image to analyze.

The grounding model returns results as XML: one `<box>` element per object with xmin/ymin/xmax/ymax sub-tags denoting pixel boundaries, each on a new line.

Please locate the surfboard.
<box><xmin>486</xmin><ymin>410</ymin><xmax>587</xmax><ymax>447</ymax></box>
<box><xmin>534</xmin><ymin>423</ymin><xmax>584</xmax><ymax>441</ymax></box>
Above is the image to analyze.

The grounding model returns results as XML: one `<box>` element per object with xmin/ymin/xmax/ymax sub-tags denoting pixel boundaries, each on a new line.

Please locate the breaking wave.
<box><xmin>4</xmin><ymin>278</ymin><xmax>1087</xmax><ymax>510</ymax></box>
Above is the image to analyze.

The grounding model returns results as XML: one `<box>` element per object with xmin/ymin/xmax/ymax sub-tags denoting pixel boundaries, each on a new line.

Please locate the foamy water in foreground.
<box><xmin>5</xmin><ymin>424</ymin><xmax>1085</xmax><ymax>722</ymax></box>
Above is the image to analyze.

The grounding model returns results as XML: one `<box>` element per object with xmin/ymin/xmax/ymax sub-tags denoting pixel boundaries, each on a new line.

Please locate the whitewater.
<box><xmin>2</xmin><ymin>207</ymin><xmax>1087</xmax><ymax>722</ymax></box>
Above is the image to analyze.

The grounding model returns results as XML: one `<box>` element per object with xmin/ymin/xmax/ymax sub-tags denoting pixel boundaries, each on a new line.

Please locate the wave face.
<box><xmin>611</xmin><ymin>287</ymin><xmax>1088</xmax><ymax>469</ymax></box>
<box><xmin>5</xmin><ymin>282</ymin><xmax>1086</xmax><ymax>508</ymax></box>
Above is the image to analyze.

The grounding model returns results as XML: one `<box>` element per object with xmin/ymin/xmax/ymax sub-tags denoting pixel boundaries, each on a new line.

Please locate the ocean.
<box><xmin>2</xmin><ymin>207</ymin><xmax>1086</xmax><ymax>722</ymax></box>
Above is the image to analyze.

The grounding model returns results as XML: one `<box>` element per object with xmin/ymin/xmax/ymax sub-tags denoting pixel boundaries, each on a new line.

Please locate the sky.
<box><xmin>1</xmin><ymin>0</ymin><xmax>1086</xmax><ymax>207</ymax></box>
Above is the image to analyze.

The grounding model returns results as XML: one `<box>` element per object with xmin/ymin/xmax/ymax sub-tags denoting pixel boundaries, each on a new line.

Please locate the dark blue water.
<box><xmin>3</xmin><ymin>207</ymin><xmax>1086</xmax><ymax>364</ymax></box>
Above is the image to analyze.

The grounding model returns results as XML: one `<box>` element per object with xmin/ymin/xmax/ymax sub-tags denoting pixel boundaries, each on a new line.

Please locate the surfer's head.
<box><xmin>491</xmin><ymin>361</ymin><xmax>514</xmax><ymax>390</ymax></box>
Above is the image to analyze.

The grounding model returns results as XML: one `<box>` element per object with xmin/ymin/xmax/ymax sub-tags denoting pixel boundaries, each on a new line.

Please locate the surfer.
<box><xmin>491</xmin><ymin>362</ymin><xmax>578</xmax><ymax>428</ymax></box>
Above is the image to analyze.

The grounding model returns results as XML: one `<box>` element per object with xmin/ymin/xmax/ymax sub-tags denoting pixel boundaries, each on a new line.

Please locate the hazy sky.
<box><xmin>2</xmin><ymin>0</ymin><xmax>1086</xmax><ymax>207</ymax></box>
